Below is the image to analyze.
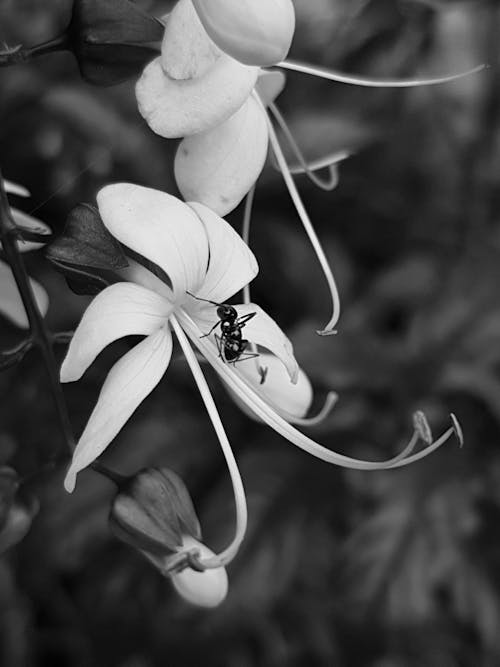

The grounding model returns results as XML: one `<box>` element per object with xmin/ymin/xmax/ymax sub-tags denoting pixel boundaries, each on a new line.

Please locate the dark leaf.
<box><xmin>70</xmin><ymin>0</ymin><xmax>164</xmax><ymax>45</ymax></box>
<box><xmin>75</xmin><ymin>43</ymin><xmax>160</xmax><ymax>86</ymax></box>
<box><xmin>68</xmin><ymin>0</ymin><xmax>163</xmax><ymax>86</ymax></box>
<box><xmin>46</xmin><ymin>203</ymin><xmax>128</xmax><ymax>273</ymax></box>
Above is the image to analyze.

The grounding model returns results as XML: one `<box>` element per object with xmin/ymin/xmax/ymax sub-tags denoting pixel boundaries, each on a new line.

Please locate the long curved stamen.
<box><xmin>278</xmin><ymin>59</ymin><xmax>486</xmax><ymax>88</ymax></box>
<box><xmin>170</xmin><ymin>315</ymin><xmax>247</xmax><ymax>569</ymax></box>
<box><xmin>284</xmin><ymin>390</ymin><xmax>338</xmax><ymax>426</ymax></box>
<box><xmin>241</xmin><ymin>185</ymin><xmax>256</xmax><ymax>302</ymax></box>
<box><xmin>268</xmin><ymin>102</ymin><xmax>347</xmax><ymax>192</ymax></box>
<box><xmin>240</xmin><ymin>186</ymin><xmax>268</xmax><ymax>383</ymax></box>
<box><xmin>178</xmin><ymin>310</ymin><xmax>460</xmax><ymax>470</ymax></box>
<box><xmin>255</xmin><ymin>93</ymin><xmax>340</xmax><ymax>335</ymax></box>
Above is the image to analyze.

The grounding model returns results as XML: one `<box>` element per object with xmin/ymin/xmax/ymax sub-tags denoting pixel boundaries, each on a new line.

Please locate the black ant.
<box><xmin>186</xmin><ymin>292</ymin><xmax>258</xmax><ymax>365</ymax></box>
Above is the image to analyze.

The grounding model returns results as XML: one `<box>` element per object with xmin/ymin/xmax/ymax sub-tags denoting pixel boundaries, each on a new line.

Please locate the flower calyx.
<box><xmin>68</xmin><ymin>0</ymin><xmax>164</xmax><ymax>85</ymax></box>
<box><xmin>1</xmin><ymin>0</ymin><xmax>163</xmax><ymax>86</ymax></box>
<box><xmin>46</xmin><ymin>203</ymin><xmax>129</xmax><ymax>295</ymax></box>
<box><xmin>109</xmin><ymin>467</ymin><xmax>202</xmax><ymax>559</ymax></box>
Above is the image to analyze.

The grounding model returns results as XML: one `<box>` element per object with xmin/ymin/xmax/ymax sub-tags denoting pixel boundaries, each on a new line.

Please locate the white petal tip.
<box><xmin>63</xmin><ymin>470</ymin><xmax>77</xmax><ymax>493</ymax></box>
<box><xmin>60</xmin><ymin>365</ymin><xmax>78</xmax><ymax>384</ymax></box>
<box><xmin>450</xmin><ymin>413</ymin><xmax>464</xmax><ymax>448</ymax></box>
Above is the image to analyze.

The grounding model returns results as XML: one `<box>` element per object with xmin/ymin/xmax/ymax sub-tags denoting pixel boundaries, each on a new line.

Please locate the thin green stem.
<box><xmin>0</xmin><ymin>171</ymin><xmax>74</xmax><ymax>454</ymax></box>
<box><xmin>0</xmin><ymin>35</ymin><xmax>69</xmax><ymax>67</ymax></box>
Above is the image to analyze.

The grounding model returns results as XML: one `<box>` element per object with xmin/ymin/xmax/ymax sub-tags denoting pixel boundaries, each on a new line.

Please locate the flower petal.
<box><xmin>192</xmin><ymin>0</ymin><xmax>295</xmax><ymax>67</ymax></box>
<box><xmin>4</xmin><ymin>181</ymin><xmax>30</xmax><ymax>198</ymax></box>
<box><xmin>187</xmin><ymin>202</ymin><xmax>258</xmax><ymax>303</ymax></box>
<box><xmin>64</xmin><ymin>328</ymin><xmax>173</xmax><ymax>493</ymax></box>
<box><xmin>10</xmin><ymin>208</ymin><xmax>52</xmax><ymax>252</ymax></box>
<box><xmin>97</xmin><ymin>184</ymin><xmax>209</xmax><ymax>301</ymax></box>
<box><xmin>228</xmin><ymin>352</ymin><xmax>312</xmax><ymax>420</ymax></box>
<box><xmin>171</xmin><ymin>536</ymin><xmax>229</xmax><ymax>608</ymax></box>
<box><xmin>175</xmin><ymin>96</ymin><xmax>269</xmax><ymax>216</ymax></box>
<box><xmin>136</xmin><ymin>55</ymin><xmax>258</xmax><ymax>138</ymax></box>
<box><xmin>162</xmin><ymin>0</ymin><xmax>221</xmax><ymax>80</ymax></box>
<box><xmin>61</xmin><ymin>282</ymin><xmax>173</xmax><ymax>383</ymax></box>
<box><xmin>191</xmin><ymin>302</ymin><xmax>298</xmax><ymax>382</ymax></box>
<box><xmin>256</xmin><ymin>69</ymin><xmax>286</xmax><ymax>106</ymax></box>
<box><xmin>0</xmin><ymin>261</ymin><xmax>48</xmax><ymax>329</ymax></box>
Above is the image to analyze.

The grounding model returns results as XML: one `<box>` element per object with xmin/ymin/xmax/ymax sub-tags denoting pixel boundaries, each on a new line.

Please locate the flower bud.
<box><xmin>228</xmin><ymin>353</ymin><xmax>313</xmax><ymax>422</ymax></box>
<box><xmin>192</xmin><ymin>0</ymin><xmax>295</xmax><ymax>67</ymax></box>
<box><xmin>175</xmin><ymin>95</ymin><xmax>269</xmax><ymax>216</ymax></box>
<box><xmin>109</xmin><ymin>467</ymin><xmax>201</xmax><ymax>557</ymax></box>
<box><xmin>68</xmin><ymin>0</ymin><xmax>164</xmax><ymax>85</ymax></box>
<box><xmin>0</xmin><ymin>468</ymin><xmax>39</xmax><ymax>555</ymax></box>
<box><xmin>171</xmin><ymin>535</ymin><xmax>228</xmax><ymax>608</ymax></box>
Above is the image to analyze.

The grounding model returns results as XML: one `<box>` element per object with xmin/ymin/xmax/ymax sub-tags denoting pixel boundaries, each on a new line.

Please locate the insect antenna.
<box><xmin>186</xmin><ymin>290</ymin><xmax>219</xmax><ymax>306</ymax></box>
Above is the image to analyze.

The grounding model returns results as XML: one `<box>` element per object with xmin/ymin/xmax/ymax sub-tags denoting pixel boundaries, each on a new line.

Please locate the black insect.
<box><xmin>187</xmin><ymin>292</ymin><xmax>258</xmax><ymax>365</ymax></box>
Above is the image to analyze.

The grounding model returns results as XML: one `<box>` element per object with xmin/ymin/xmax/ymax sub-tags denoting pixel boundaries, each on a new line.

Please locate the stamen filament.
<box><xmin>179</xmin><ymin>310</ymin><xmax>460</xmax><ymax>470</ymax></box>
<box><xmin>268</xmin><ymin>102</ymin><xmax>346</xmax><ymax>192</ymax></box>
<box><xmin>170</xmin><ymin>315</ymin><xmax>247</xmax><ymax>569</ymax></box>
<box><xmin>278</xmin><ymin>59</ymin><xmax>486</xmax><ymax>88</ymax></box>
<box><xmin>241</xmin><ymin>187</ymin><xmax>267</xmax><ymax>382</ymax></box>
<box><xmin>284</xmin><ymin>390</ymin><xmax>338</xmax><ymax>426</ymax></box>
<box><xmin>256</xmin><ymin>93</ymin><xmax>341</xmax><ymax>335</ymax></box>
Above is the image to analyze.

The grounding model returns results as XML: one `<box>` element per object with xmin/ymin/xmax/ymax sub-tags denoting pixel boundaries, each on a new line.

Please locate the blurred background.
<box><xmin>1</xmin><ymin>0</ymin><xmax>500</xmax><ymax>665</ymax></box>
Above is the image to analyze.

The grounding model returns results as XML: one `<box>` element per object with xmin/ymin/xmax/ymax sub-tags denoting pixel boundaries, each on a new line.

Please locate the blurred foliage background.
<box><xmin>2</xmin><ymin>0</ymin><xmax>500</xmax><ymax>665</ymax></box>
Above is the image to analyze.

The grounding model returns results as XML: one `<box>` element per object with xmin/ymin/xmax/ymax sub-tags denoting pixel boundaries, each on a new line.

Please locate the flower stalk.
<box><xmin>0</xmin><ymin>171</ymin><xmax>74</xmax><ymax>455</ymax></box>
<box><xmin>0</xmin><ymin>36</ymin><xmax>69</xmax><ymax>67</ymax></box>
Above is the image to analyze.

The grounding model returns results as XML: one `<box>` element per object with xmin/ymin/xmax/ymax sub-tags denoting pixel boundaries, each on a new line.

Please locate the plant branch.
<box><xmin>0</xmin><ymin>170</ymin><xmax>74</xmax><ymax>454</ymax></box>
<box><xmin>0</xmin><ymin>35</ymin><xmax>69</xmax><ymax>67</ymax></box>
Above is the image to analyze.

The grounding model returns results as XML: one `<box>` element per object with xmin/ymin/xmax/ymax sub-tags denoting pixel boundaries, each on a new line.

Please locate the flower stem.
<box><xmin>170</xmin><ymin>314</ymin><xmax>247</xmax><ymax>569</ymax></box>
<box><xmin>0</xmin><ymin>35</ymin><xmax>69</xmax><ymax>67</ymax></box>
<box><xmin>0</xmin><ymin>172</ymin><xmax>74</xmax><ymax>454</ymax></box>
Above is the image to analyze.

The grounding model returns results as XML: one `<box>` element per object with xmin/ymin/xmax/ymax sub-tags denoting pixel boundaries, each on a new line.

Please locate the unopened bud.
<box><xmin>109</xmin><ymin>467</ymin><xmax>201</xmax><ymax>557</ymax></box>
<box><xmin>192</xmin><ymin>0</ymin><xmax>295</xmax><ymax>67</ymax></box>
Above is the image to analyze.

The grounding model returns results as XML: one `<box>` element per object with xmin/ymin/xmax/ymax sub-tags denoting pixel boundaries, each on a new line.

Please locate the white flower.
<box><xmin>61</xmin><ymin>183</ymin><xmax>459</xmax><ymax>570</ymax></box>
<box><xmin>0</xmin><ymin>181</ymin><xmax>50</xmax><ymax>328</ymax></box>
